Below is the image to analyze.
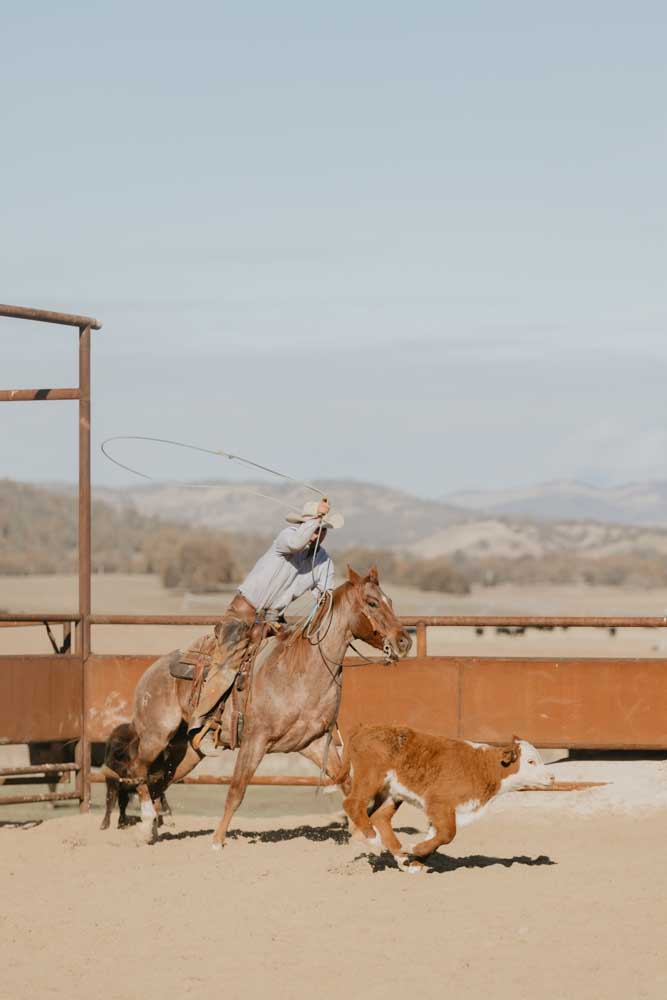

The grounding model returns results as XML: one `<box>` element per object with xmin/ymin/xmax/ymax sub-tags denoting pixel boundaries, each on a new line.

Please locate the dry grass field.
<box><xmin>2</xmin><ymin>572</ymin><xmax>667</xmax><ymax>658</ymax></box>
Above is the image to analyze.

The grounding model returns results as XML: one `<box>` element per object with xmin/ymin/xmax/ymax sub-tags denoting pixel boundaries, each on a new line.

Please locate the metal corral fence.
<box><xmin>2</xmin><ymin>611</ymin><xmax>667</xmax><ymax>809</ymax></box>
<box><xmin>2</xmin><ymin>304</ymin><xmax>667</xmax><ymax>811</ymax></box>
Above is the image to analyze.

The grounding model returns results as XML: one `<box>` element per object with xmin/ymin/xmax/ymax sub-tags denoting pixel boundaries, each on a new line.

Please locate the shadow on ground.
<box><xmin>0</xmin><ymin>819</ymin><xmax>43</xmax><ymax>830</ymax></box>
<box><xmin>362</xmin><ymin>851</ymin><xmax>556</xmax><ymax>874</ymax></box>
<box><xmin>158</xmin><ymin>820</ymin><xmax>351</xmax><ymax>845</ymax></box>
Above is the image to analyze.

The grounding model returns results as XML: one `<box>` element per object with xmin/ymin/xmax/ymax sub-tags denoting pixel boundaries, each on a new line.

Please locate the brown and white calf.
<box><xmin>338</xmin><ymin>725</ymin><xmax>553</xmax><ymax>869</ymax></box>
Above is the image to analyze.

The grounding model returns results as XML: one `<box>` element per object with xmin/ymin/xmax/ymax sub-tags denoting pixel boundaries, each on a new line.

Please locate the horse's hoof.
<box><xmin>211</xmin><ymin>841</ymin><xmax>223</xmax><ymax>852</ymax></box>
<box><xmin>160</xmin><ymin>815</ymin><xmax>176</xmax><ymax>829</ymax></box>
<box><xmin>138</xmin><ymin>819</ymin><xmax>158</xmax><ymax>845</ymax></box>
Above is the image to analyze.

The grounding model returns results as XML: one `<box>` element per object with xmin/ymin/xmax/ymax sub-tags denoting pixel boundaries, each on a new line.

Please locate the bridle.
<box><xmin>303</xmin><ymin>583</ymin><xmax>399</xmax><ymax>680</ymax></box>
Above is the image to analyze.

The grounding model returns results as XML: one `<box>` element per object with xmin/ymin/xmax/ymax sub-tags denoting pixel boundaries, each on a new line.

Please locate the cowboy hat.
<box><xmin>286</xmin><ymin>500</ymin><xmax>344</xmax><ymax>530</ymax></box>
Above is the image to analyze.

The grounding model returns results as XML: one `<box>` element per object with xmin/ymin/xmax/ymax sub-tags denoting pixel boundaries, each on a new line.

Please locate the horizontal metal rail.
<box><xmin>0</xmin><ymin>303</ymin><xmax>102</xmax><ymax>330</ymax></box>
<box><xmin>0</xmin><ymin>763</ymin><xmax>78</xmax><ymax>777</ymax></box>
<box><xmin>2</xmin><ymin>612</ymin><xmax>664</xmax><ymax>629</ymax></box>
<box><xmin>86</xmin><ymin>773</ymin><xmax>604</xmax><ymax>792</ymax></box>
<box><xmin>401</xmin><ymin>615</ymin><xmax>667</xmax><ymax>628</ymax></box>
<box><xmin>90</xmin><ymin>614</ymin><xmax>228</xmax><ymax>626</ymax></box>
<box><xmin>0</xmin><ymin>388</ymin><xmax>81</xmax><ymax>402</ymax></box>
<box><xmin>0</xmin><ymin>614</ymin><xmax>81</xmax><ymax>623</ymax></box>
<box><xmin>89</xmin><ymin>772</ymin><xmax>332</xmax><ymax>788</ymax></box>
<box><xmin>0</xmin><ymin>622</ymin><xmax>44</xmax><ymax>629</ymax></box>
<box><xmin>89</xmin><ymin>613</ymin><xmax>667</xmax><ymax>628</ymax></box>
<box><xmin>0</xmin><ymin>791</ymin><xmax>80</xmax><ymax>805</ymax></box>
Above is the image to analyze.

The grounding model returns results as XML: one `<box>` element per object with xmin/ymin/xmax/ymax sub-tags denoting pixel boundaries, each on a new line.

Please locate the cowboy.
<box><xmin>188</xmin><ymin>497</ymin><xmax>344</xmax><ymax>737</ymax></box>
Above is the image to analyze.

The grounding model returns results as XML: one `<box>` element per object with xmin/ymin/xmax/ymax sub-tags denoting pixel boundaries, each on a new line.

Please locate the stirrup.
<box><xmin>197</xmin><ymin>728</ymin><xmax>225</xmax><ymax>758</ymax></box>
<box><xmin>191</xmin><ymin>717</ymin><xmax>215</xmax><ymax>752</ymax></box>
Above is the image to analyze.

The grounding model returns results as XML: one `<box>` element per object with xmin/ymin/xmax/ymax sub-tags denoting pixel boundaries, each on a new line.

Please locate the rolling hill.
<box><xmin>444</xmin><ymin>479</ymin><xmax>667</xmax><ymax>527</ymax></box>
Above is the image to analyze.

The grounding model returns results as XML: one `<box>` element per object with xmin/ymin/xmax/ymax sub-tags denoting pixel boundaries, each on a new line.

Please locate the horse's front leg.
<box><xmin>212</xmin><ymin>730</ymin><xmax>268</xmax><ymax>851</ymax></box>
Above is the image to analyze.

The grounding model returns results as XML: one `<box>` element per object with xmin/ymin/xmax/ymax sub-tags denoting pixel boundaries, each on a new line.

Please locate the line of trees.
<box><xmin>3</xmin><ymin>481</ymin><xmax>667</xmax><ymax>592</ymax></box>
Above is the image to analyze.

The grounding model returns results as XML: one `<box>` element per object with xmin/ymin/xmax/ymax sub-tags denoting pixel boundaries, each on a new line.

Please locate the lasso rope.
<box><xmin>100</xmin><ymin>435</ymin><xmax>325</xmax><ymax>512</ymax></box>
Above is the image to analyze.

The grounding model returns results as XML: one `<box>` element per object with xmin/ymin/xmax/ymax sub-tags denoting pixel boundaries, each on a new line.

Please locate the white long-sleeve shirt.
<box><xmin>238</xmin><ymin>519</ymin><xmax>334</xmax><ymax>613</ymax></box>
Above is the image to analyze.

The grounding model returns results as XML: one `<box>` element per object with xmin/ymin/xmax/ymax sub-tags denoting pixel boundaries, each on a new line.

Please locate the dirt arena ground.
<box><xmin>3</xmin><ymin>575</ymin><xmax>667</xmax><ymax>997</ymax></box>
<box><xmin>2</xmin><ymin>758</ymin><xmax>667</xmax><ymax>1000</ymax></box>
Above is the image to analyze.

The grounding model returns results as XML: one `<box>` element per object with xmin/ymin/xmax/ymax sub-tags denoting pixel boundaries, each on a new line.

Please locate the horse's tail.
<box><xmin>103</xmin><ymin>721</ymin><xmax>139</xmax><ymax>781</ymax></box>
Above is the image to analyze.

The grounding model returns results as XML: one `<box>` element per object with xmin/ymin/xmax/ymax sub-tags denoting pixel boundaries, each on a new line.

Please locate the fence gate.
<box><xmin>0</xmin><ymin>304</ymin><xmax>100</xmax><ymax>808</ymax></box>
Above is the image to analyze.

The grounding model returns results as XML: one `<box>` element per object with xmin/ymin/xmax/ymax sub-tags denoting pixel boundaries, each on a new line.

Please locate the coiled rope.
<box><xmin>100</xmin><ymin>435</ymin><xmax>324</xmax><ymax>512</ymax></box>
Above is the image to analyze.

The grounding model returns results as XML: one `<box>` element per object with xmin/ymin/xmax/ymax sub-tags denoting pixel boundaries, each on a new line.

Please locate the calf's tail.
<box><xmin>332</xmin><ymin>723</ymin><xmax>363</xmax><ymax>790</ymax></box>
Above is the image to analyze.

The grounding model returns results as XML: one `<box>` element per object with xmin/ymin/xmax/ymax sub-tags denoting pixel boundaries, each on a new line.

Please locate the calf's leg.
<box><xmin>406</xmin><ymin>804</ymin><xmax>457</xmax><ymax>861</ymax></box>
<box><xmin>369</xmin><ymin>796</ymin><xmax>404</xmax><ymax>855</ymax></box>
<box><xmin>342</xmin><ymin>764</ymin><xmax>386</xmax><ymax>851</ymax></box>
<box><xmin>100</xmin><ymin>779</ymin><xmax>118</xmax><ymax>830</ymax></box>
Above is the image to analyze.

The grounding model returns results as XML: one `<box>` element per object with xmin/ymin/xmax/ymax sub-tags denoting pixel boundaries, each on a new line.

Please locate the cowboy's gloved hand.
<box><xmin>317</xmin><ymin>498</ymin><xmax>330</xmax><ymax>517</ymax></box>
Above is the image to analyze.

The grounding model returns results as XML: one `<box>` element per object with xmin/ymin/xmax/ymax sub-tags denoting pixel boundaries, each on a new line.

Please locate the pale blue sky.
<box><xmin>2</xmin><ymin>2</ymin><xmax>666</xmax><ymax>495</ymax></box>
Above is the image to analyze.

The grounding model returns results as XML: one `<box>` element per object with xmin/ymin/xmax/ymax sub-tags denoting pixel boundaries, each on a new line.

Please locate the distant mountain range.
<box><xmin>92</xmin><ymin>477</ymin><xmax>667</xmax><ymax>561</ymax></box>
<box><xmin>444</xmin><ymin>479</ymin><xmax>667</xmax><ymax>527</ymax></box>
<box><xmin>94</xmin><ymin>479</ymin><xmax>471</xmax><ymax>551</ymax></box>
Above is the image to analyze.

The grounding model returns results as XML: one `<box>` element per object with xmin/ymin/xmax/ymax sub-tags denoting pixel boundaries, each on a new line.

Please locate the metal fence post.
<box><xmin>77</xmin><ymin>324</ymin><xmax>92</xmax><ymax>812</ymax></box>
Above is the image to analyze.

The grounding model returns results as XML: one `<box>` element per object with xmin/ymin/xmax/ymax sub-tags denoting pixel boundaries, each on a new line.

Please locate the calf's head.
<box><xmin>499</xmin><ymin>737</ymin><xmax>554</xmax><ymax>791</ymax></box>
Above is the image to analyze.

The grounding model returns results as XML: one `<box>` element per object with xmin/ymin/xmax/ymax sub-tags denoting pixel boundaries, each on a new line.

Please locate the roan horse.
<box><xmin>129</xmin><ymin>566</ymin><xmax>412</xmax><ymax>848</ymax></box>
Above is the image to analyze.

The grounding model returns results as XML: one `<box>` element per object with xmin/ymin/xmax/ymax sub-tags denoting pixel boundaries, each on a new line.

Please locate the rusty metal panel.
<box><xmin>339</xmin><ymin>659</ymin><xmax>460</xmax><ymax>737</ymax></box>
<box><xmin>81</xmin><ymin>653</ymin><xmax>667</xmax><ymax>750</ymax></box>
<box><xmin>85</xmin><ymin>654</ymin><xmax>154</xmax><ymax>741</ymax></box>
<box><xmin>0</xmin><ymin>655</ymin><xmax>82</xmax><ymax>742</ymax></box>
<box><xmin>459</xmin><ymin>656</ymin><xmax>667</xmax><ymax>748</ymax></box>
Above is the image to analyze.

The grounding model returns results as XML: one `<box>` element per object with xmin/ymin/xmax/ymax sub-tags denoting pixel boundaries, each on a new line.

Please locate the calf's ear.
<box><xmin>501</xmin><ymin>743</ymin><xmax>519</xmax><ymax>767</ymax></box>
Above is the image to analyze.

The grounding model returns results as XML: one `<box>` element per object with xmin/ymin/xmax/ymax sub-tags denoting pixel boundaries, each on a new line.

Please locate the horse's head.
<box><xmin>345</xmin><ymin>565</ymin><xmax>412</xmax><ymax>663</ymax></box>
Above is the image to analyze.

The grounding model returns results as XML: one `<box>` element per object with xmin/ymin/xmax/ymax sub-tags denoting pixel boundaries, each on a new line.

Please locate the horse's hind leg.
<box><xmin>117</xmin><ymin>785</ymin><xmax>131</xmax><ymax>828</ymax></box>
<box><xmin>211</xmin><ymin>732</ymin><xmax>267</xmax><ymax>851</ymax></box>
<box><xmin>133</xmin><ymin>734</ymin><xmax>171</xmax><ymax>844</ymax></box>
<box><xmin>100</xmin><ymin>779</ymin><xmax>118</xmax><ymax>830</ymax></box>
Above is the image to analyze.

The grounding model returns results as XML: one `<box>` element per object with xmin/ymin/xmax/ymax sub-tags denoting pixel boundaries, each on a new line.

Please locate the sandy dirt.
<box><xmin>3</xmin><ymin>576</ymin><xmax>667</xmax><ymax>997</ymax></box>
<box><xmin>2</xmin><ymin>760</ymin><xmax>667</xmax><ymax>1000</ymax></box>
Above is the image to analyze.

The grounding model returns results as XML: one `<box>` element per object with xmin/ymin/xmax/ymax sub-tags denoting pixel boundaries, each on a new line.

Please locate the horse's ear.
<box><xmin>367</xmin><ymin>565</ymin><xmax>379</xmax><ymax>584</ymax></box>
<box><xmin>347</xmin><ymin>565</ymin><xmax>361</xmax><ymax>584</ymax></box>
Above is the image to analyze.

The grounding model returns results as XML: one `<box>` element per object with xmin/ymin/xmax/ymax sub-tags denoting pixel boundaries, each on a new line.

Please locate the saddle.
<box><xmin>169</xmin><ymin>633</ymin><xmax>228</xmax><ymax>717</ymax></box>
<box><xmin>171</xmin><ymin>623</ymin><xmax>286</xmax><ymax>751</ymax></box>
